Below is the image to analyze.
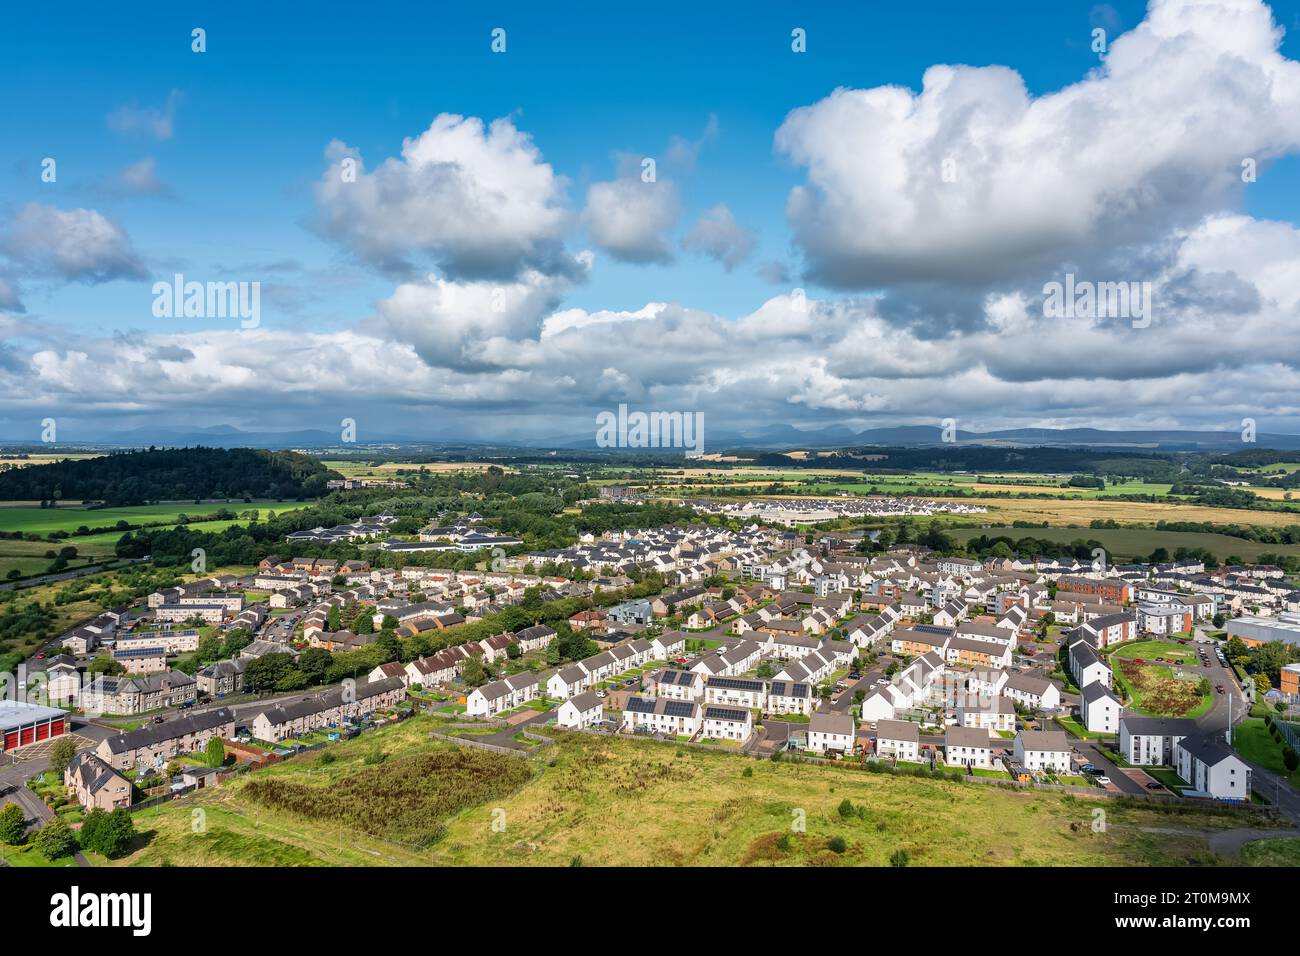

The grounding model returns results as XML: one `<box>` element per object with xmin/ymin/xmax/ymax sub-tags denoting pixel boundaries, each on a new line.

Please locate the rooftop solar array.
<box><xmin>663</xmin><ymin>700</ymin><xmax>697</xmax><ymax>719</ymax></box>
<box><xmin>707</xmin><ymin>676</ymin><xmax>764</xmax><ymax>692</ymax></box>
<box><xmin>624</xmin><ymin>696</ymin><xmax>656</xmax><ymax>714</ymax></box>
<box><xmin>704</xmin><ymin>705</ymin><xmax>749</xmax><ymax>721</ymax></box>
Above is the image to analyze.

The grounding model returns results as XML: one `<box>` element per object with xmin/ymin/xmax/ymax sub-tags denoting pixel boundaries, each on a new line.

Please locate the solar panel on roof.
<box><xmin>663</xmin><ymin>700</ymin><xmax>696</xmax><ymax>718</ymax></box>
<box><xmin>625</xmin><ymin>696</ymin><xmax>656</xmax><ymax>713</ymax></box>
<box><xmin>705</xmin><ymin>706</ymin><xmax>747</xmax><ymax>721</ymax></box>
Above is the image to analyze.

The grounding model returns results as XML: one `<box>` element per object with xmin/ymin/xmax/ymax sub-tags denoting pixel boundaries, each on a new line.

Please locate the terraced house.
<box><xmin>97</xmin><ymin>708</ymin><xmax>236</xmax><ymax>771</ymax></box>
<box><xmin>250</xmin><ymin>677</ymin><xmax>406</xmax><ymax>741</ymax></box>
<box><xmin>465</xmin><ymin>672</ymin><xmax>541</xmax><ymax>717</ymax></box>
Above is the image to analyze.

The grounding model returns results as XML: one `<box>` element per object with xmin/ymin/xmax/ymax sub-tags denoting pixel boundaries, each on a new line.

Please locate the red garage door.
<box><xmin>51</xmin><ymin>718</ymin><xmax>65</xmax><ymax>736</ymax></box>
<box><xmin>35</xmin><ymin>722</ymin><xmax>50</xmax><ymax>741</ymax></box>
<box><xmin>3</xmin><ymin>730</ymin><xmax>17</xmax><ymax>751</ymax></box>
<box><xmin>20</xmin><ymin>725</ymin><xmax>35</xmax><ymax>746</ymax></box>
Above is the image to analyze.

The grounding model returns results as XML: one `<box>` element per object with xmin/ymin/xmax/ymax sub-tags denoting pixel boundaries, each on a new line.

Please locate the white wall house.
<box><xmin>807</xmin><ymin>711</ymin><xmax>856</xmax><ymax>755</ymax></box>
<box><xmin>874</xmin><ymin>719</ymin><xmax>920</xmax><ymax>762</ymax></box>
<box><xmin>1013</xmin><ymin>730</ymin><xmax>1071</xmax><ymax>773</ymax></box>
<box><xmin>1174</xmin><ymin>734</ymin><xmax>1252</xmax><ymax>801</ymax></box>
<box><xmin>1079</xmin><ymin>682</ymin><xmax>1121</xmax><ymax>734</ymax></box>
<box><xmin>557</xmin><ymin>690</ymin><xmax>604</xmax><ymax>729</ymax></box>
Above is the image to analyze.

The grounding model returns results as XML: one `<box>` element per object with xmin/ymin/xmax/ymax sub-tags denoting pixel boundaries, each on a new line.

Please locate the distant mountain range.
<box><xmin>3</xmin><ymin>422</ymin><xmax>1298</xmax><ymax>453</ymax></box>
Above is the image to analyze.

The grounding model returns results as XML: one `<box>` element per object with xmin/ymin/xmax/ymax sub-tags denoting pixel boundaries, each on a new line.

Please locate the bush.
<box><xmin>79</xmin><ymin>808</ymin><xmax>136</xmax><ymax>858</ymax></box>
<box><xmin>890</xmin><ymin>848</ymin><xmax>910</xmax><ymax>867</ymax></box>
<box><xmin>826</xmin><ymin>836</ymin><xmax>847</xmax><ymax>854</ymax></box>
<box><xmin>776</xmin><ymin>833</ymin><xmax>791</xmax><ymax>852</ymax></box>
<box><xmin>1284</xmin><ymin>747</ymin><xmax>1299</xmax><ymax>773</ymax></box>
<box><xmin>33</xmin><ymin>817</ymin><xmax>78</xmax><ymax>861</ymax></box>
<box><xmin>741</xmin><ymin>766</ymin><xmax>753</xmax><ymax>778</ymax></box>
<box><xmin>837</xmin><ymin>798</ymin><xmax>854</xmax><ymax>819</ymax></box>
<box><xmin>0</xmin><ymin>803</ymin><xmax>25</xmax><ymax>845</ymax></box>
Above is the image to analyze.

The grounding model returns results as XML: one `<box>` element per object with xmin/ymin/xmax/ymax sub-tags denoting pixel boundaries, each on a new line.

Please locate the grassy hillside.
<box><xmin>106</xmin><ymin>717</ymin><xmax>1269</xmax><ymax>868</ymax></box>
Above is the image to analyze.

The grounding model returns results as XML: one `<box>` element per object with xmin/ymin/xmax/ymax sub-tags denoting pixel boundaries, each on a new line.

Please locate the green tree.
<box><xmin>461</xmin><ymin>656</ymin><xmax>488</xmax><ymax>687</ymax></box>
<box><xmin>34</xmin><ymin>817</ymin><xmax>77</xmax><ymax>861</ymax></box>
<box><xmin>206</xmin><ymin>737</ymin><xmax>225</xmax><ymax>768</ymax></box>
<box><xmin>47</xmin><ymin>735</ymin><xmax>78</xmax><ymax>776</ymax></box>
<box><xmin>79</xmin><ymin>807</ymin><xmax>135</xmax><ymax>858</ymax></box>
<box><xmin>0</xmin><ymin>803</ymin><xmax>25</xmax><ymax>845</ymax></box>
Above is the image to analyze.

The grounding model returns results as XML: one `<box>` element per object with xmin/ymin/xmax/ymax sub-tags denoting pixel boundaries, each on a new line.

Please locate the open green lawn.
<box><xmin>0</xmin><ymin>842</ymin><xmax>78</xmax><ymax>867</ymax></box>
<box><xmin>104</xmin><ymin>715</ymin><xmax>1263</xmax><ymax>868</ymax></box>
<box><xmin>1231</xmin><ymin>719</ymin><xmax>1300</xmax><ymax>787</ymax></box>
<box><xmin>1109</xmin><ymin>640</ymin><xmax>1195</xmax><ymax>664</ymax></box>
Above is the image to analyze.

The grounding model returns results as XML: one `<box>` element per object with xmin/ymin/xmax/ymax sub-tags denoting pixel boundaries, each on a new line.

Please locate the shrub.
<box><xmin>33</xmin><ymin>817</ymin><xmax>77</xmax><ymax>861</ymax></box>
<box><xmin>837</xmin><ymin>798</ymin><xmax>854</xmax><ymax>819</ymax></box>
<box><xmin>776</xmin><ymin>833</ymin><xmax>791</xmax><ymax>852</ymax></box>
<box><xmin>1284</xmin><ymin>747</ymin><xmax>1299</xmax><ymax>773</ymax></box>
<box><xmin>0</xmin><ymin>803</ymin><xmax>25</xmax><ymax>845</ymax></box>
<box><xmin>826</xmin><ymin>836</ymin><xmax>847</xmax><ymax>854</ymax></box>
<box><xmin>890</xmin><ymin>848</ymin><xmax>910</xmax><ymax>867</ymax></box>
<box><xmin>742</xmin><ymin>766</ymin><xmax>753</xmax><ymax>778</ymax></box>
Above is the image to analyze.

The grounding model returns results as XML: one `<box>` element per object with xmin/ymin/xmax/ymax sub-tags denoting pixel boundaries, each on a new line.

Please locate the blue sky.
<box><xmin>3</xmin><ymin>0</ymin><xmax>1300</xmax><ymax>442</ymax></box>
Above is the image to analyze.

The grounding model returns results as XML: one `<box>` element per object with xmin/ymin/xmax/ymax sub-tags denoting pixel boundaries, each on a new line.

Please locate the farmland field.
<box><xmin>321</xmin><ymin>460</ymin><xmax>514</xmax><ymax>479</ymax></box>
<box><xmin>948</xmin><ymin>526</ymin><xmax>1300</xmax><ymax>561</ymax></box>
<box><xmin>0</xmin><ymin>501</ymin><xmax>309</xmax><ymax>536</ymax></box>
<box><xmin>0</xmin><ymin>502</ymin><xmax>310</xmax><ymax>580</ymax></box>
<box><xmin>105</xmin><ymin>718</ymin><xmax>1269</xmax><ymax>867</ymax></box>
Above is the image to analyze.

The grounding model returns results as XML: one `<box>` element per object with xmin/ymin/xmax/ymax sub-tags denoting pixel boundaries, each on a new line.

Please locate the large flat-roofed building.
<box><xmin>0</xmin><ymin>700</ymin><xmax>69</xmax><ymax>753</ymax></box>
<box><xmin>1226</xmin><ymin>614</ymin><xmax>1300</xmax><ymax>648</ymax></box>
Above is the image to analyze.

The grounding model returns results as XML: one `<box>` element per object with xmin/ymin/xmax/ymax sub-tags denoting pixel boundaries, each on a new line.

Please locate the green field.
<box><xmin>1109</xmin><ymin>641</ymin><xmax>1196</xmax><ymax>664</ymax></box>
<box><xmin>0</xmin><ymin>502</ymin><xmax>309</xmax><ymax>580</ymax></box>
<box><xmin>1231</xmin><ymin>719</ymin><xmax>1300</xmax><ymax>788</ymax></box>
<box><xmin>950</xmin><ymin>526</ymin><xmax>1300</xmax><ymax>562</ymax></box>
<box><xmin>102</xmin><ymin>715</ymin><xmax>1271</xmax><ymax>868</ymax></box>
<box><xmin>0</xmin><ymin>501</ymin><xmax>308</xmax><ymax>536</ymax></box>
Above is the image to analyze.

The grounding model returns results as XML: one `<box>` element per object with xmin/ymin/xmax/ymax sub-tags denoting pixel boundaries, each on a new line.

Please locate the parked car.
<box><xmin>1095</xmin><ymin>776</ymin><xmax>1112</xmax><ymax>786</ymax></box>
<box><xmin>1134</xmin><ymin>658</ymin><xmax>1146</xmax><ymax>663</ymax></box>
<box><xmin>1146</xmin><ymin>781</ymin><xmax>1165</xmax><ymax>790</ymax></box>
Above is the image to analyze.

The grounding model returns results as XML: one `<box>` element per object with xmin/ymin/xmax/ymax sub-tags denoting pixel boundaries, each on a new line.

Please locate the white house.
<box><xmin>465</xmin><ymin>673</ymin><xmax>540</xmax><ymax>717</ymax></box>
<box><xmin>1174</xmin><ymin>734</ymin><xmax>1252</xmax><ymax>800</ymax></box>
<box><xmin>703</xmin><ymin>676</ymin><xmax>766</xmax><ymax>710</ymax></box>
<box><xmin>874</xmin><ymin>719</ymin><xmax>920</xmax><ymax>762</ymax></box>
<box><xmin>651</xmin><ymin>667</ymin><xmax>704</xmax><ymax>700</ymax></box>
<box><xmin>944</xmin><ymin>726</ymin><xmax>993</xmax><ymax>769</ymax></box>
<box><xmin>765</xmin><ymin>679</ymin><xmax>813</xmax><ymax>716</ymax></box>
<box><xmin>1079</xmin><ymin>682</ymin><xmax>1122</xmax><ymax>734</ymax></box>
<box><xmin>557</xmin><ymin>690</ymin><xmax>603</xmax><ymax>729</ymax></box>
<box><xmin>622</xmin><ymin>695</ymin><xmax>700</xmax><ymax>737</ymax></box>
<box><xmin>701</xmin><ymin>704</ymin><xmax>753</xmax><ymax>742</ymax></box>
<box><xmin>807</xmin><ymin>711</ymin><xmax>856</xmax><ymax>755</ymax></box>
<box><xmin>1068</xmin><ymin>639</ymin><xmax>1112</xmax><ymax>689</ymax></box>
<box><xmin>1002</xmin><ymin>672</ymin><xmax>1062</xmax><ymax>711</ymax></box>
<box><xmin>1119</xmin><ymin>716</ymin><xmax>1200</xmax><ymax>766</ymax></box>
<box><xmin>1013</xmin><ymin>729</ymin><xmax>1071</xmax><ymax>773</ymax></box>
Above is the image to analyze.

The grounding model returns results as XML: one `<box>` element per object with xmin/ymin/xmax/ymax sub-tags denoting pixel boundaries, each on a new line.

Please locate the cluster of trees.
<box><xmin>0</xmin><ymin>601</ymin><xmax>57</xmax><ymax>672</ymax></box>
<box><xmin>0</xmin><ymin>447</ymin><xmax>340</xmax><ymax>505</ymax></box>
<box><xmin>1224</xmin><ymin>637</ymin><xmax>1300</xmax><ymax>685</ymax></box>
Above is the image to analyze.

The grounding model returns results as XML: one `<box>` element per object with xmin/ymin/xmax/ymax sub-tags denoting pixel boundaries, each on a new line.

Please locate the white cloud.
<box><xmin>106</xmin><ymin>90</ymin><xmax>183</xmax><ymax>141</ymax></box>
<box><xmin>581</xmin><ymin>175</ymin><xmax>681</xmax><ymax>265</ymax></box>
<box><xmin>0</xmin><ymin>203</ymin><xmax>146</xmax><ymax>283</ymax></box>
<box><xmin>313</xmin><ymin>114</ymin><xmax>575</xmax><ymax>279</ymax></box>
<box><xmin>682</xmin><ymin>203</ymin><xmax>757</xmax><ymax>271</ymax></box>
<box><xmin>775</xmin><ymin>0</ymin><xmax>1300</xmax><ymax>288</ymax></box>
